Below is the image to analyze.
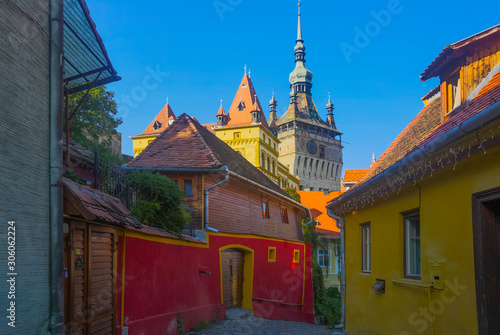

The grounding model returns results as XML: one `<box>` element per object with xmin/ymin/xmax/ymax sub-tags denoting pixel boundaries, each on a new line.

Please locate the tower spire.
<box><xmin>289</xmin><ymin>0</ymin><xmax>312</xmax><ymax>96</ymax></box>
<box><xmin>297</xmin><ymin>0</ymin><xmax>302</xmax><ymax>42</ymax></box>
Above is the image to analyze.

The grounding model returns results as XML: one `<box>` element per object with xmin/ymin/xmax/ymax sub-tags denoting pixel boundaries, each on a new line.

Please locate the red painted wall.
<box><xmin>116</xmin><ymin>232</ymin><xmax>314</xmax><ymax>334</ymax></box>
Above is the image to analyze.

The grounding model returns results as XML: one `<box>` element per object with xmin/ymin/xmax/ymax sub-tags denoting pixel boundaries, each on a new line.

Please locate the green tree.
<box><xmin>68</xmin><ymin>85</ymin><xmax>122</xmax><ymax>163</ymax></box>
<box><xmin>284</xmin><ymin>187</ymin><xmax>301</xmax><ymax>202</ymax></box>
<box><xmin>126</xmin><ymin>170</ymin><xmax>191</xmax><ymax>234</ymax></box>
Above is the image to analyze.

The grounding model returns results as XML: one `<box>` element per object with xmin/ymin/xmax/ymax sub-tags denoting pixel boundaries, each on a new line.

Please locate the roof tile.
<box><xmin>127</xmin><ymin>113</ymin><xmax>291</xmax><ymax>198</ymax></box>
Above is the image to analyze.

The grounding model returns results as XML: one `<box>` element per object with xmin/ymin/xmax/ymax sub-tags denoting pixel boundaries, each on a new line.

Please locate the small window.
<box><xmin>318</xmin><ymin>249</ymin><xmax>329</xmax><ymax>267</ymax></box>
<box><xmin>184</xmin><ymin>179</ymin><xmax>193</xmax><ymax>196</ymax></box>
<box><xmin>293</xmin><ymin>250</ymin><xmax>300</xmax><ymax>263</ymax></box>
<box><xmin>281</xmin><ymin>207</ymin><xmax>289</xmax><ymax>224</ymax></box>
<box><xmin>404</xmin><ymin>212</ymin><xmax>421</xmax><ymax>278</ymax></box>
<box><xmin>262</xmin><ymin>199</ymin><xmax>270</xmax><ymax>218</ymax></box>
<box><xmin>361</xmin><ymin>223</ymin><xmax>371</xmax><ymax>273</ymax></box>
<box><xmin>268</xmin><ymin>247</ymin><xmax>276</xmax><ymax>262</ymax></box>
<box><xmin>234</xmin><ymin>132</ymin><xmax>241</xmax><ymax>139</ymax></box>
<box><xmin>319</xmin><ymin>145</ymin><xmax>325</xmax><ymax>159</ymax></box>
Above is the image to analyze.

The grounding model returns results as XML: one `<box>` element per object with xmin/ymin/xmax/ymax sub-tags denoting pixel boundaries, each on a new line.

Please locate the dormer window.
<box><xmin>153</xmin><ymin>120</ymin><xmax>162</xmax><ymax>131</ymax></box>
<box><xmin>446</xmin><ymin>70</ymin><xmax>461</xmax><ymax>114</ymax></box>
<box><xmin>237</xmin><ymin>99</ymin><xmax>245</xmax><ymax>111</ymax></box>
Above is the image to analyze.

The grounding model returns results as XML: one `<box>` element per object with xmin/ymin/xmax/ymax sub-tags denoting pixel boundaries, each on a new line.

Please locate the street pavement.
<box><xmin>187</xmin><ymin>311</ymin><xmax>348</xmax><ymax>335</ymax></box>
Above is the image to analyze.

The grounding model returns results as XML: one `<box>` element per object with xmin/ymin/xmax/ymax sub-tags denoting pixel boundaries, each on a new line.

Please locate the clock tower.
<box><xmin>273</xmin><ymin>2</ymin><xmax>343</xmax><ymax>192</ymax></box>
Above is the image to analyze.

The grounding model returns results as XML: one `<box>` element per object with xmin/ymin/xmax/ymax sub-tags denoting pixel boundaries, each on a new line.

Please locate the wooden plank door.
<box><xmin>66</xmin><ymin>222</ymin><xmax>116</xmax><ymax>335</ymax></box>
<box><xmin>88</xmin><ymin>226</ymin><xmax>116</xmax><ymax>335</ymax></box>
<box><xmin>221</xmin><ymin>249</ymin><xmax>244</xmax><ymax>309</ymax></box>
<box><xmin>473</xmin><ymin>188</ymin><xmax>500</xmax><ymax>335</ymax></box>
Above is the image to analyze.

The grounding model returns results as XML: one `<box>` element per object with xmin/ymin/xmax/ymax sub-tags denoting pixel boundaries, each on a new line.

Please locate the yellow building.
<box><xmin>130</xmin><ymin>100</ymin><xmax>176</xmax><ymax>157</ymax></box>
<box><xmin>327</xmin><ymin>25</ymin><xmax>500</xmax><ymax>335</ymax></box>
<box><xmin>207</xmin><ymin>72</ymin><xmax>300</xmax><ymax>189</ymax></box>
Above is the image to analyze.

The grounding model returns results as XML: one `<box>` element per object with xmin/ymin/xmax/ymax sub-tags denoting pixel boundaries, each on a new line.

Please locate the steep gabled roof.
<box><xmin>136</xmin><ymin>102</ymin><xmax>176</xmax><ymax>136</ymax></box>
<box><xmin>127</xmin><ymin>113</ymin><xmax>290</xmax><ymax>198</ymax></box>
<box><xmin>224</xmin><ymin>74</ymin><xmax>271</xmax><ymax>131</ymax></box>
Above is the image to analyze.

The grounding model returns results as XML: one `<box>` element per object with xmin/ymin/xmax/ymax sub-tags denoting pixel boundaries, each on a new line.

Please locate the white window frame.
<box><xmin>318</xmin><ymin>248</ymin><xmax>329</xmax><ymax>268</ymax></box>
<box><xmin>361</xmin><ymin>223</ymin><xmax>371</xmax><ymax>273</ymax></box>
<box><xmin>404</xmin><ymin>212</ymin><xmax>421</xmax><ymax>278</ymax></box>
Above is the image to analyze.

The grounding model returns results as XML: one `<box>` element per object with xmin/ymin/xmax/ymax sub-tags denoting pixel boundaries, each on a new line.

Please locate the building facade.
<box><xmin>125</xmin><ymin>114</ymin><xmax>315</xmax><ymax>326</ymax></box>
<box><xmin>327</xmin><ymin>25</ymin><xmax>500</xmax><ymax>335</ymax></box>
<box><xmin>209</xmin><ymin>72</ymin><xmax>300</xmax><ymax>189</ymax></box>
<box><xmin>274</xmin><ymin>4</ymin><xmax>343</xmax><ymax>192</ymax></box>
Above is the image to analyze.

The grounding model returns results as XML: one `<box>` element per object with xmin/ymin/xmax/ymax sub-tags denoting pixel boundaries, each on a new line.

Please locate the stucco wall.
<box><xmin>342</xmin><ymin>146</ymin><xmax>500</xmax><ymax>335</ymax></box>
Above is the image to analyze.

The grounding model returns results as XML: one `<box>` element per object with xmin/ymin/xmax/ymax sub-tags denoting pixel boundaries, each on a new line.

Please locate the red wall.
<box><xmin>116</xmin><ymin>232</ymin><xmax>314</xmax><ymax>334</ymax></box>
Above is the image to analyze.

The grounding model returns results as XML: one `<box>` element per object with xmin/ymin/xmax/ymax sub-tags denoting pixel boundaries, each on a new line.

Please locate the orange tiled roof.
<box><xmin>140</xmin><ymin>102</ymin><xmax>176</xmax><ymax>136</ymax></box>
<box><xmin>225</xmin><ymin>74</ymin><xmax>271</xmax><ymax>131</ymax></box>
<box><xmin>343</xmin><ymin>169</ymin><xmax>370</xmax><ymax>183</ymax></box>
<box><xmin>297</xmin><ymin>190</ymin><xmax>342</xmax><ymax>232</ymax></box>
<box><xmin>127</xmin><ymin>113</ymin><xmax>290</xmax><ymax>198</ymax></box>
<box><xmin>356</xmin><ymin>96</ymin><xmax>442</xmax><ymax>186</ymax></box>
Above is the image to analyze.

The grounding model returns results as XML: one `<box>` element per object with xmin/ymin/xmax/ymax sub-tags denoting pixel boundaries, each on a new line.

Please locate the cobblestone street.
<box><xmin>187</xmin><ymin>310</ymin><xmax>347</xmax><ymax>335</ymax></box>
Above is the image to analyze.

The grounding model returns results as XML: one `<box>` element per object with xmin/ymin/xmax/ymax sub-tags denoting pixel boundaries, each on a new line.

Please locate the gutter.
<box><xmin>49</xmin><ymin>0</ymin><xmax>65</xmax><ymax>333</ymax></box>
<box><xmin>329</xmin><ymin>100</ymin><xmax>500</xmax><ymax>209</ymax></box>
<box><xmin>204</xmin><ymin>166</ymin><xmax>229</xmax><ymax>233</ymax></box>
<box><xmin>326</xmin><ymin>210</ymin><xmax>346</xmax><ymax>330</ymax></box>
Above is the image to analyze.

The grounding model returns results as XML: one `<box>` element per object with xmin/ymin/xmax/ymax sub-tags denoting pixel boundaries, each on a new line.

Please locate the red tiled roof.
<box><xmin>421</xmin><ymin>24</ymin><xmax>500</xmax><ymax>81</ymax></box>
<box><xmin>139</xmin><ymin>102</ymin><xmax>176</xmax><ymax>136</ymax></box>
<box><xmin>297</xmin><ymin>190</ymin><xmax>342</xmax><ymax>232</ymax></box>
<box><xmin>315</xmin><ymin>227</ymin><xmax>340</xmax><ymax>239</ymax></box>
<box><xmin>224</xmin><ymin>74</ymin><xmax>271</xmax><ymax>131</ymax></box>
<box><xmin>357</xmin><ymin>97</ymin><xmax>442</xmax><ymax>185</ymax></box>
<box><xmin>63</xmin><ymin>178</ymin><xmax>142</xmax><ymax>228</ymax></box>
<box><xmin>343</xmin><ymin>169</ymin><xmax>370</xmax><ymax>183</ymax></box>
<box><xmin>127</xmin><ymin>113</ymin><xmax>290</xmax><ymax>198</ymax></box>
<box><xmin>418</xmin><ymin>69</ymin><xmax>500</xmax><ymax>149</ymax></box>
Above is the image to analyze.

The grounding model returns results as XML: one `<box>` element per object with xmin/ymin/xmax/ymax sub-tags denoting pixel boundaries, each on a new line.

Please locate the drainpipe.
<box><xmin>50</xmin><ymin>0</ymin><xmax>65</xmax><ymax>333</ymax></box>
<box><xmin>301</xmin><ymin>218</ymin><xmax>315</xmax><ymax>235</ymax></box>
<box><xmin>204</xmin><ymin>166</ymin><xmax>229</xmax><ymax>233</ymax></box>
<box><xmin>327</xmin><ymin>210</ymin><xmax>345</xmax><ymax>330</ymax></box>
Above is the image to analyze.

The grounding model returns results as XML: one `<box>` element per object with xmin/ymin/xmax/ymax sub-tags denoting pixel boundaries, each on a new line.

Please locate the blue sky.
<box><xmin>86</xmin><ymin>0</ymin><xmax>500</xmax><ymax>171</ymax></box>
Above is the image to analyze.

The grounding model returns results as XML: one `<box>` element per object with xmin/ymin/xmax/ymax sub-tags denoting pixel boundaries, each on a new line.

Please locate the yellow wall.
<box><xmin>215</xmin><ymin>125</ymin><xmax>299</xmax><ymax>189</ymax></box>
<box><xmin>131</xmin><ymin>134</ymin><xmax>158</xmax><ymax>157</ymax></box>
<box><xmin>319</xmin><ymin>238</ymin><xmax>341</xmax><ymax>289</ymax></box>
<box><xmin>342</xmin><ymin>145</ymin><xmax>500</xmax><ymax>335</ymax></box>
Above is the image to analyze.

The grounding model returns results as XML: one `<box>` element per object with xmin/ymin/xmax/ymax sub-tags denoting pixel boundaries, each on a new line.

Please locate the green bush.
<box><xmin>126</xmin><ymin>170</ymin><xmax>191</xmax><ymax>235</ymax></box>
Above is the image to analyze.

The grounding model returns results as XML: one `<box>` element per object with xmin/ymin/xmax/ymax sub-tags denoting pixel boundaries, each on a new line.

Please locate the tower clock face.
<box><xmin>306</xmin><ymin>140</ymin><xmax>317</xmax><ymax>154</ymax></box>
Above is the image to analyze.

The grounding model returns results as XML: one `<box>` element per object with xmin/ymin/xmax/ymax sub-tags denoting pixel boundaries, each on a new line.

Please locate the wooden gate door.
<box><xmin>66</xmin><ymin>222</ymin><xmax>116</xmax><ymax>335</ymax></box>
<box><xmin>472</xmin><ymin>188</ymin><xmax>500</xmax><ymax>335</ymax></box>
<box><xmin>221</xmin><ymin>249</ymin><xmax>244</xmax><ymax>309</ymax></box>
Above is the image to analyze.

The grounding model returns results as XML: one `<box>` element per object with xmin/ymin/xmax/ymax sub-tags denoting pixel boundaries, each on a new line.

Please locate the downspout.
<box><xmin>327</xmin><ymin>210</ymin><xmax>345</xmax><ymax>330</ymax></box>
<box><xmin>50</xmin><ymin>0</ymin><xmax>65</xmax><ymax>333</ymax></box>
<box><xmin>204</xmin><ymin>166</ymin><xmax>229</xmax><ymax>233</ymax></box>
